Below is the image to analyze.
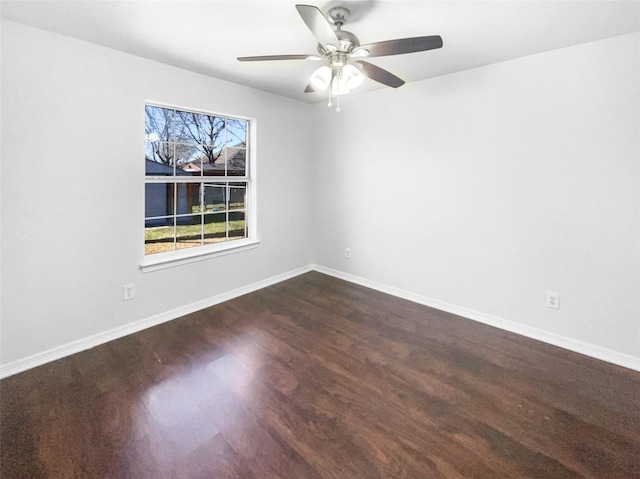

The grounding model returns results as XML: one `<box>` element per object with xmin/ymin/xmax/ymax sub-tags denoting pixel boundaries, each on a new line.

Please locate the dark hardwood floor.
<box><xmin>1</xmin><ymin>271</ymin><xmax>639</xmax><ymax>478</ymax></box>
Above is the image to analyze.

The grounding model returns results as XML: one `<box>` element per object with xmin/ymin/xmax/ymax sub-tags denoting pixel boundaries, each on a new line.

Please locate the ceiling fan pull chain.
<box><xmin>336</xmin><ymin>94</ymin><xmax>341</xmax><ymax>113</ymax></box>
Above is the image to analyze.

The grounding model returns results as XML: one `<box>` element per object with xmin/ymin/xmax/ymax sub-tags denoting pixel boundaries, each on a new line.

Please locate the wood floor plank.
<box><xmin>2</xmin><ymin>271</ymin><xmax>639</xmax><ymax>478</ymax></box>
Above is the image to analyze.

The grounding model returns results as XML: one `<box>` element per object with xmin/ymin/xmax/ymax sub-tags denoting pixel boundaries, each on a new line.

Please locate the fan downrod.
<box><xmin>318</xmin><ymin>6</ymin><xmax>359</xmax><ymax>54</ymax></box>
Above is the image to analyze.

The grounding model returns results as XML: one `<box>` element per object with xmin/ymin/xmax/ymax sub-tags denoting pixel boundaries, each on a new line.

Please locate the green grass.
<box><xmin>191</xmin><ymin>203</ymin><xmax>245</xmax><ymax>214</ymax></box>
<box><xmin>145</xmin><ymin>220</ymin><xmax>245</xmax><ymax>241</ymax></box>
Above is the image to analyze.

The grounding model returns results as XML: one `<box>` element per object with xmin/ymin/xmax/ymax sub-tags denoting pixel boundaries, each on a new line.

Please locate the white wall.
<box><xmin>1</xmin><ymin>20</ymin><xmax>315</xmax><ymax>366</ymax></box>
<box><xmin>313</xmin><ymin>33</ymin><xmax>640</xmax><ymax>362</ymax></box>
<box><xmin>2</xmin><ymin>19</ymin><xmax>638</xmax><ymax>372</ymax></box>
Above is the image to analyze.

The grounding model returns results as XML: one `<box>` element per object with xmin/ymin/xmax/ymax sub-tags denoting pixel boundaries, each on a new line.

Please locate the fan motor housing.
<box><xmin>317</xmin><ymin>29</ymin><xmax>360</xmax><ymax>55</ymax></box>
<box><xmin>337</xmin><ymin>30</ymin><xmax>359</xmax><ymax>50</ymax></box>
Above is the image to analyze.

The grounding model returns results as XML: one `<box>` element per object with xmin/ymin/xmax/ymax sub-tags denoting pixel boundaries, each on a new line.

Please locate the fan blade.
<box><xmin>355</xmin><ymin>61</ymin><xmax>405</xmax><ymax>88</ymax></box>
<box><xmin>237</xmin><ymin>54</ymin><xmax>313</xmax><ymax>62</ymax></box>
<box><xmin>296</xmin><ymin>4</ymin><xmax>340</xmax><ymax>49</ymax></box>
<box><xmin>355</xmin><ymin>35</ymin><xmax>443</xmax><ymax>58</ymax></box>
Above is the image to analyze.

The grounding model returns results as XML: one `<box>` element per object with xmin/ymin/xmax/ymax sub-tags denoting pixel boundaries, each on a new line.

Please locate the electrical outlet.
<box><xmin>546</xmin><ymin>291</ymin><xmax>560</xmax><ymax>310</ymax></box>
<box><xmin>345</xmin><ymin>248</ymin><xmax>352</xmax><ymax>259</ymax></box>
<box><xmin>123</xmin><ymin>284</ymin><xmax>135</xmax><ymax>301</ymax></box>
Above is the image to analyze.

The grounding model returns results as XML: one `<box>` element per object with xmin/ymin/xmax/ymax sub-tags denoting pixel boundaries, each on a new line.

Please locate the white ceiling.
<box><xmin>2</xmin><ymin>1</ymin><xmax>639</xmax><ymax>103</ymax></box>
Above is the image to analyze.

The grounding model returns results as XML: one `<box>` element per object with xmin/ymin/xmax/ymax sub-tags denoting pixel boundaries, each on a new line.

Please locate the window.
<box><xmin>144</xmin><ymin>104</ymin><xmax>253</xmax><ymax>261</ymax></box>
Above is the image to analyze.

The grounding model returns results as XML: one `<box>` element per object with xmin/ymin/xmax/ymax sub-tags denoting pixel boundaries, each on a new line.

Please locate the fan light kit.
<box><xmin>238</xmin><ymin>4</ymin><xmax>443</xmax><ymax>112</ymax></box>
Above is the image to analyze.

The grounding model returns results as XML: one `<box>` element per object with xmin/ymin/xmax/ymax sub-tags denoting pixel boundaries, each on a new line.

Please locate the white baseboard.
<box><xmin>312</xmin><ymin>264</ymin><xmax>640</xmax><ymax>373</ymax></box>
<box><xmin>0</xmin><ymin>265</ymin><xmax>313</xmax><ymax>379</ymax></box>
<box><xmin>2</xmin><ymin>263</ymin><xmax>638</xmax><ymax>378</ymax></box>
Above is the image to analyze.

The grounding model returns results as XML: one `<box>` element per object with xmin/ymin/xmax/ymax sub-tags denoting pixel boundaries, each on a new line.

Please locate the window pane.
<box><xmin>229</xmin><ymin>182</ymin><xmax>246</xmax><ymax>210</ymax></box>
<box><xmin>146</xmin><ymin>142</ymin><xmax>175</xmax><ymax>176</ymax></box>
<box><xmin>201</xmin><ymin>145</ymin><xmax>226</xmax><ymax>176</ymax></box>
<box><xmin>201</xmin><ymin>115</ymin><xmax>226</xmax><ymax>148</ymax></box>
<box><xmin>203</xmin><ymin>213</ymin><xmax>227</xmax><ymax>244</ymax></box>
<box><xmin>225</xmin><ymin>146</ymin><xmax>246</xmax><ymax>176</ymax></box>
<box><xmin>203</xmin><ymin>183</ymin><xmax>226</xmax><ymax>212</ymax></box>
<box><xmin>176</xmin><ymin>215</ymin><xmax>202</xmax><ymax>250</ymax></box>
<box><xmin>145</xmin><ymin>183</ymin><xmax>174</xmax><ymax>217</ymax></box>
<box><xmin>176</xmin><ymin>183</ymin><xmax>202</xmax><ymax>215</ymax></box>
<box><xmin>175</xmin><ymin>143</ymin><xmax>201</xmax><ymax>174</ymax></box>
<box><xmin>176</xmin><ymin>145</ymin><xmax>203</xmax><ymax>176</ymax></box>
<box><xmin>226</xmin><ymin>119</ymin><xmax>246</xmax><ymax>147</ymax></box>
<box><xmin>175</xmin><ymin>111</ymin><xmax>200</xmax><ymax>144</ymax></box>
<box><xmin>228</xmin><ymin>211</ymin><xmax>247</xmax><ymax>239</ymax></box>
<box><xmin>200</xmin><ymin>149</ymin><xmax>222</xmax><ymax>176</ymax></box>
<box><xmin>145</xmin><ymin>217</ymin><xmax>174</xmax><ymax>255</ymax></box>
<box><xmin>145</xmin><ymin>106</ymin><xmax>174</xmax><ymax>142</ymax></box>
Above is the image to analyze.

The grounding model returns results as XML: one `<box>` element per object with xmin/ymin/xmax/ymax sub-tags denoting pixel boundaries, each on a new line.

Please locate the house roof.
<box><xmin>184</xmin><ymin>145</ymin><xmax>246</xmax><ymax>174</ymax></box>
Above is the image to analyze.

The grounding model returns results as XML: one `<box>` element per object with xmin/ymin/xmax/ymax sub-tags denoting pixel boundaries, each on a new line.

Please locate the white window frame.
<box><xmin>141</xmin><ymin>102</ymin><xmax>258</xmax><ymax>273</ymax></box>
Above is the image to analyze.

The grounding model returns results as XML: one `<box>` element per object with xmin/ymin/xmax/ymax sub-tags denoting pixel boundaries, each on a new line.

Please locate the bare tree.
<box><xmin>145</xmin><ymin>106</ymin><xmax>175</xmax><ymax>165</ymax></box>
<box><xmin>175</xmin><ymin>112</ymin><xmax>225</xmax><ymax>165</ymax></box>
<box><xmin>146</xmin><ymin>106</ymin><xmax>246</xmax><ymax>173</ymax></box>
<box><xmin>146</xmin><ymin>106</ymin><xmax>204</xmax><ymax>168</ymax></box>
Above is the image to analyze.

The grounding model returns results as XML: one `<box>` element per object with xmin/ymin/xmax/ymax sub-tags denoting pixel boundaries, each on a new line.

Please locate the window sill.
<box><xmin>140</xmin><ymin>238</ymin><xmax>260</xmax><ymax>273</ymax></box>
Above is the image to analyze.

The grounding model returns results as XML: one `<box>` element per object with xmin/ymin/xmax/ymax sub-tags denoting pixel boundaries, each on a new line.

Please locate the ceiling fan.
<box><xmin>238</xmin><ymin>4</ymin><xmax>443</xmax><ymax>111</ymax></box>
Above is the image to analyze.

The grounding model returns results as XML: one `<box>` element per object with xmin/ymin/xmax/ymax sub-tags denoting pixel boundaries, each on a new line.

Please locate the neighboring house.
<box><xmin>145</xmin><ymin>159</ymin><xmax>198</xmax><ymax>223</ymax></box>
<box><xmin>183</xmin><ymin>145</ymin><xmax>246</xmax><ymax>176</ymax></box>
<box><xmin>145</xmin><ymin>144</ymin><xmax>246</xmax><ymax>224</ymax></box>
